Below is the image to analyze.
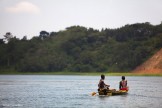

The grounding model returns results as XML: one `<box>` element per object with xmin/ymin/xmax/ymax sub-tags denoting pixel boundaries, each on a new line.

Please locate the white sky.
<box><xmin>0</xmin><ymin>0</ymin><xmax>162</xmax><ymax>39</ymax></box>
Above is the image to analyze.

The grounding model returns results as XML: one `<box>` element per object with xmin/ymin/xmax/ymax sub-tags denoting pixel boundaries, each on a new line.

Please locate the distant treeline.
<box><xmin>0</xmin><ymin>22</ymin><xmax>162</xmax><ymax>72</ymax></box>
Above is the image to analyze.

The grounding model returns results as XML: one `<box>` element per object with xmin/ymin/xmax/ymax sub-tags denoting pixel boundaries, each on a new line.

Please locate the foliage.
<box><xmin>0</xmin><ymin>22</ymin><xmax>162</xmax><ymax>72</ymax></box>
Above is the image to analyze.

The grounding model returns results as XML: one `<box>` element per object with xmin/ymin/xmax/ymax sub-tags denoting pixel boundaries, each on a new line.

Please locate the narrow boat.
<box><xmin>98</xmin><ymin>90</ymin><xmax>128</xmax><ymax>96</ymax></box>
<box><xmin>91</xmin><ymin>89</ymin><xmax>128</xmax><ymax>96</ymax></box>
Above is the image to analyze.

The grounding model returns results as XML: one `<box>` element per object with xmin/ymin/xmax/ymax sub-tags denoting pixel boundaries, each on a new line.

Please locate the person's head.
<box><xmin>122</xmin><ymin>76</ymin><xmax>125</xmax><ymax>80</ymax></box>
<box><xmin>101</xmin><ymin>74</ymin><xmax>105</xmax><ymax>80</ymax></box>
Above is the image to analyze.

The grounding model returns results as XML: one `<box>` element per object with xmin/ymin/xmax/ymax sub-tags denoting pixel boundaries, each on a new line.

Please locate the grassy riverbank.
<box><xmin>0</xmin><ymin>71</ymin><xmax>162</xmax><ymax>76</ymax></box>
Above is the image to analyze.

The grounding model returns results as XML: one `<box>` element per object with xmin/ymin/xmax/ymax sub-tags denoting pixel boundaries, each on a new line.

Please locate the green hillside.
<box><xmin>0</xmin><ymin>22</ymin><xmax>162</xmax><ymax>72</ymax></box>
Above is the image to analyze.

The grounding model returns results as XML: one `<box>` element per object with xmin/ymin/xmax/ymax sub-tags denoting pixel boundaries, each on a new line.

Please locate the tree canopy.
<box><xmin>0</xmin><ymin>22</ymin><xmax>162</xmax><ymax>72</ymax></box>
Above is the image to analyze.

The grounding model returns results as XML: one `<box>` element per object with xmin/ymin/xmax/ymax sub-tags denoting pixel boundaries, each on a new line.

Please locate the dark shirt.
<box><xmin>98</xmin><ymin>79</ymin><xmax>105</xmax><ymax>89</ymax></box>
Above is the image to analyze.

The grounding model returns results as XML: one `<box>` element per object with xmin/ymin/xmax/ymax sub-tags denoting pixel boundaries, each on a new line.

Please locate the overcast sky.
<box><xmin>0</xmin><ymin>0</ymin><xmax>162</xmax><ymax>39</ymax></box>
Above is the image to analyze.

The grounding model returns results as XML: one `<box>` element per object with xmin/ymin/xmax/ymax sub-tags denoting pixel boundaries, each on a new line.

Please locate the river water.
<box><xmin>0</xmin><ymin>75</ymin><xmax>162</xmax><ymax>108</ymax></box>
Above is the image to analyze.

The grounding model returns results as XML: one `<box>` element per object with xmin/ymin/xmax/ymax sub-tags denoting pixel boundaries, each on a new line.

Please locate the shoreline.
<box><xmin>0</xmin><ymin>72</ymin><xmax>162</xmax><ymax>76</ymax></box>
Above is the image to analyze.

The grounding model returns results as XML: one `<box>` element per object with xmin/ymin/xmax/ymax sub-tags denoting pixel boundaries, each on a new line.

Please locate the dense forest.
<box><xmin>0</xmin><ymin>22</ymin><xmax>162</xmax><ymax>72</ymax></box>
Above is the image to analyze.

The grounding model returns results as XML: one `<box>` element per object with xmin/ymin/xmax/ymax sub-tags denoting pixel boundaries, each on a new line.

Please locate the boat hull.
<box><xmin>98</xmin><ymin>90</ymin><xmax>128</xmax><ymax>96</ymax></box>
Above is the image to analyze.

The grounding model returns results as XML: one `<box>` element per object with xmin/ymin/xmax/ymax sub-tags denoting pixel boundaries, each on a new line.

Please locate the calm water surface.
<box><xmin>0</xmin><ymin>75</ymin><xmax>162</xmax><ymax>108</ymax></box>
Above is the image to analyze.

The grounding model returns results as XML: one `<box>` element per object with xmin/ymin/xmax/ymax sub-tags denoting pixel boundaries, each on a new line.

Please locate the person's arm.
<box><xmin>104</xmin><ymin>81</ymin><xmax>110</xmax><ymax>87</ymax></box>
<box><xmin>105</xmin><ymin>84</ymin><xmax>110</xmax><ymax>87</ymax></box>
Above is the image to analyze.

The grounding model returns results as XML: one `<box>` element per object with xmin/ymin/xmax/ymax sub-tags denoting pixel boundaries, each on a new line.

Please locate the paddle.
<box><xmin>91</xmin><ymin>92</ymin><xmax>97</xmax><ymax>96</ymax></box>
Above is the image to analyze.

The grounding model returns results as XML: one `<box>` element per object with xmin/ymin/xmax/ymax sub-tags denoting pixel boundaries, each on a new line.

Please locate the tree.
<box><xmin>39</xmin><ymin>31</ymin><xmax>49</xmax><ymax>40</ymax></box>
<box><xmin>21</xmin><ymin>36</ymin><xmax>27</xmax><ymax>41</ymax></box>
<box><xmin>49</xmin><ymin>32</ymin><xmax>57</xmax><ymax>37</ymax></box>
<box><xmin>4</xmin><ymin>32</ymin><xmax>13</xmax><ymax>43</ymax></box>
<box><xmin>0</xmin><ymin>39</ymin><xmax>5</xmax><ymax>44</ymax></box>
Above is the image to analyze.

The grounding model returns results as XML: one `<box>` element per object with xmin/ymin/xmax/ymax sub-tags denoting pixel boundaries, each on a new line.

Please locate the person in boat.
<box><xmin>119</xmin><ymin>76</ymin><xmax>128</xmax><ymax>91</ymax></box>
<box><xmin>98</xmin><ymin>74</ymin><xmax>110</xmax><ymax>94</ymax></box>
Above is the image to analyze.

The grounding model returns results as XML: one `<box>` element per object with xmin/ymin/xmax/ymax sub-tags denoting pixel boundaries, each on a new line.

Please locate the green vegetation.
<box><xmin>0</xmin><ymin>22</ymin><xmax>162</xmax><ymax>73</ymax></box>
<box><xmin>0</xmin><ymin>71</ymin><xmax>162</xmax><ymax>76</ymax></box>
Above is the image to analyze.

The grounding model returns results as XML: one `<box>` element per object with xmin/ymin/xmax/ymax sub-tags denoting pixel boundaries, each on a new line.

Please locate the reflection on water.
<box><xmin>0</xmin><ymin>75</ymin><xmax>162</xmax><ymax>108</ymax></box>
